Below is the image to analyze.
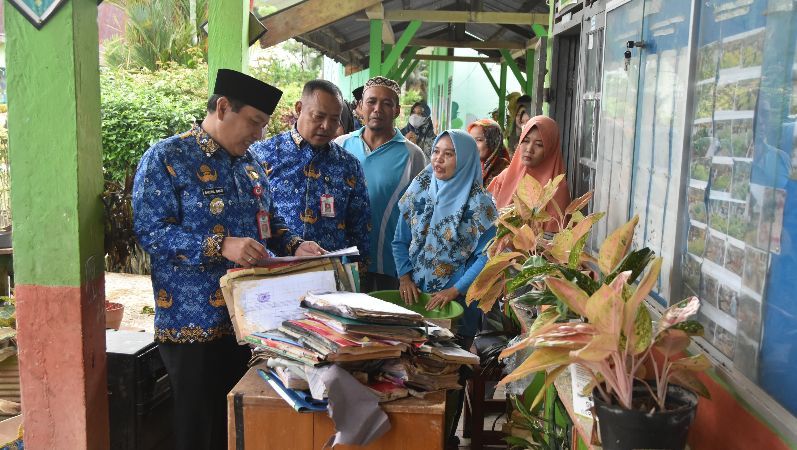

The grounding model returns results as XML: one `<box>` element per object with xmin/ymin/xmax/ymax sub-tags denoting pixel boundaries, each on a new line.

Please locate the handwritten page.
<box><xmin>260</xmin><ymin>246</ymin><xmax>360</xmax><ymax>265</ymax></box>
<box><xmin>231</xmin><ymin>270</ymin><xmax>337</xmax><ymax>335</ymax></box>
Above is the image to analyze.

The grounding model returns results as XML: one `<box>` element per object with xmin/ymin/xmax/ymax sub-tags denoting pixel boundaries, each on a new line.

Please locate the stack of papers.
<box><xmin>235</xmin><ymin>288</ymin><xmax>478</xmax><ymax>408</ymax></box>
<box><xmin>302</xmin><ymin>291</ymin><xmax>425</xmax><ymax>326</ymax></box>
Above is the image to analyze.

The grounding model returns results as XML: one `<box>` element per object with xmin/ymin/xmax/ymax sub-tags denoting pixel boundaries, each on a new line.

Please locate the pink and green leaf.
<box><xmin>512</xmin><ymin>224</ymin><xmax>538</xmax><ymax>252</ymax></box>
<box><xmin>585</xmin><ymin>272</ymin><xmax>628</xmax><ymax>337</ymax></box>
<box><xmin>545</xmin><ymin>277</ymin><xmax>590</xmax><ymax>317</ymax></box>
<box><xmin>669</xmin><ymin>353</ymin><xmax>712</xmax><ymax>372</ymax></box>
<box><xmin>466</xmin><ymin>251</ymin><xmax>524</xmax><ymax>305</ymax></box>
<box><xmin>598</xmin><ymin>215</ymin><xmax>639</xmax><ymax>275</ymax></box>
<box><xmin>656</xmin><ymin>296</ymin><xmax>700</xmax><ymax>336</ymax></box>
<box><xmin>654</xmin><ymin>329</ymin><xmax>691</xmax><ymax>357</ymax></box>
<box><xmin>669</xmin><ymin>370</ymin><xmax>711</xmax><ymax>399</ymax></box>
<box><xmin>622</xmin><ymin>257</ymin><xmax>662</xmax><ymax>339</ymax></box>
<box><xmin>530</xmin><ymin>366</ymin><xmax>568</xmax><ymax>410</ymax></box>
<box><xmin>571</xmin><ymin>333</ymin><xmax>617</xmax><ymax>362</ymax></box>
<box><xmin>549</xmin><ymin>229</ymin><xmax>574</xmax><ymax>263</ymax></box>
<box><xmin>565</xmin><ymin>191</ymin><xmax>594</xmax><ymax>215</ymax></box>
<box><xmin>516</xmin><ymin>174</ymin><xmax>543</xmax><ymax>209</ymax></box>
<box><xmin>627</xmin><ymin>304</ymin><xmax>653</xmax><ymax>355</ymax></box>
<box><xmin>499</xmin><ymin>347</ymin><xmax>571</xmax><ymax>385</ymax></box>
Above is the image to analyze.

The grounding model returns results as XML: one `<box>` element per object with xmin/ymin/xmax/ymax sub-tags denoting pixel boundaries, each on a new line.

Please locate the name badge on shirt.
<box><xmin>320</xmin><ymin>194</ymin><xmax>335</xmax><ymax>218</ymax></box>
<box><xmin>202</xmin><ymin>187</ymin><xmax>225</xmax><ymax>197</ymax></box>
<box><xmin>257</xmin><ymin>210</ymin><xmax>271</xmax><ymax>240</ymax></box>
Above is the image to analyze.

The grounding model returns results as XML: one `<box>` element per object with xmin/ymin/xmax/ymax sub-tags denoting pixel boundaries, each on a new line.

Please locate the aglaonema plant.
<box><xmin>466</xmin><ymin>174</ymin><xmax>601</xmax><ymax>313</ymax></box>
<box><xmin>498</xmin><ymin>216</ymin><xmax>712</xmax><ymax>412</ymax></box>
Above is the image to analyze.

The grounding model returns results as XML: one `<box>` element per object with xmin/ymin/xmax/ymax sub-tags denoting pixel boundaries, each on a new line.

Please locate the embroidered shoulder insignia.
<box><xmin>303</xmin><ymin>164</ymin><xmax>321</xmax><ymax>179</ymax></box>
<box><xmin>300</xmin><ymin>208</ymin><xmax>318</xmax><ymax>224</ymax></box>
<box><xmin>262</xmin><ymin>161</ymin><xmax>274</xmax><ymax>176</ymax></box>
<box><xmin>209</xmin><ymin>289</ymin><xmax>226</xmax><ymax>308</ymax></box>
<box><xmin>156</xmin><ymin>289</ymin><xmax>173</xmax><ymax>308</ymax></box>
<box><xmin>197</xmin><ymin>164</ymin><xmax>218</xmax><ymax>182</ymax></box>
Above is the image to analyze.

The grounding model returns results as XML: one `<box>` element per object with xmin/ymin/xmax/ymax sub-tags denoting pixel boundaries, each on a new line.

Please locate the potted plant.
<box><xmin>466</xmin><ymin>173</ymin><xmax>601</xmax><ymax>316</ymax></box>
<box><xmin>499</xmin><ymin>216</ymin><xmax>711</xmax><ymax>450</ymax></box>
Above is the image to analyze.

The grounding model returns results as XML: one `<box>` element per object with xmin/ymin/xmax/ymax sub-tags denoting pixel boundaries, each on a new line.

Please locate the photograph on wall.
<box><xmin>711</xmin><ymin>161</ymin><xmax>733</xmax><ymax>193</ymax></box>
<box><xmin>742</xmin><ymin>246</ymin><xmax>769</xmax><ymax>295</ymax></box>
<box><xmin>725</xmin><ymin>243</ymin><xmax>745</xmax><ymax>277</ymax></box>
<box><xmin>687</xmin><ymin>223</ymin><xmax>707</xmax><ymax>256</ymax></box>
<box><xmin>737</xmin><ymin>291</ymin><xmax>762</xmax><ymax>340</ymax></box>
<box><xmin>718</xmin><ymin>284</ymin><xmax>738</xmax><ymax>317</ymax></box>
<box><xmin>732</xmin><ymin>160</ymin><xmax>751</xmax><ymax>201</ymax></box>
<box><xmin>714</xmin><ymin>325</ymin><xmax>736</xmax><ymax>359</ymax></box>
<box><xmin>683</xmin><ymin>254</ymin><xmax>702</xmax><ymax>293</ymax></box>
<box><xmin>701</xmin><ymin>272</ymin><xmax>720</xmax><ymax>308</ymax></box>
<box><xmin>708</xmin><ymin>199</ymin><xmax>730</xmax><ymax>235</ymax></box>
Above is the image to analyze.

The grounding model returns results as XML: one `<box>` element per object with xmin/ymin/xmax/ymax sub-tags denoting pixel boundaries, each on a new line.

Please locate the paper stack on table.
<box><xmin>243</xmin><ymin>290</ymin><xmax>478</xmax><ymax>407</ymax></box>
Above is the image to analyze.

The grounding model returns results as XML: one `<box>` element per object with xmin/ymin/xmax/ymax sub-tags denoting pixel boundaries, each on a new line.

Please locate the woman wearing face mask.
<box><xmin>401</xmin><ymin>101</ymin><xmax>436</xmax><ymax>158</ymax></box>
<box><xmin>467</xmin><ymin>118</ymin><xmax>511</xmax><ymax>187</ymax></box>
<box><xmin>488</xmin><ymin>115</ymin><xmax>570</xmax><ymax>232</ymax></box>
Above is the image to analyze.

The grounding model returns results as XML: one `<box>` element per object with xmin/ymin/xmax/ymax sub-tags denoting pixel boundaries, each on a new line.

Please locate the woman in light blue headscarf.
<box><xmin>393</xmin><ymin>129</ymin><xmax>498</xmax><ymax>339</ymax></box>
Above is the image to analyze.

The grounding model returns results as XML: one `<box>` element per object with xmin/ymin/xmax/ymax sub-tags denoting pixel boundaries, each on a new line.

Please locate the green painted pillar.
<box><xmin>4</xmin><ymin>0</ymin><xmax>108</xmax><ymax>448</ymax></box>
<box><xmin>208</xmin><ymin>0</ymin><xmax>249</xmax><ymax>91</ymax></box>
<box><xmin>369</xmin><ymin>19</ymin><xmax>383</xmax><ymax>77</ymax></box>
<box><xmin>543</xmin><ymin>2</ymin><xmax>554</xmax><ymax>115</ymax></box>
<box><xmin>499</xmin><ymin>62</ymin><xmax>508</xmax><ymax>131</ymax></box>
<box><xmin>526</xmin><ymin>48</ymin><xmax>535</xmax><ymax>96</ymax></box>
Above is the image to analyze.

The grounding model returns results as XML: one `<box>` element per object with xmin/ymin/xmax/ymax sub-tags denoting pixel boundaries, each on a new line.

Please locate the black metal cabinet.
<box><xmin>106</xmin><ymin>330</ymin><xmax>173</xmax><ymax>450</ymax></box>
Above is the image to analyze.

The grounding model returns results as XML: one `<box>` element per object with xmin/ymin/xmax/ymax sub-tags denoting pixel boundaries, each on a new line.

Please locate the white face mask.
<box><xmin>408</xmin><ymin>114</ymin><xmax>425</xmax><ymax>128</ymax></box>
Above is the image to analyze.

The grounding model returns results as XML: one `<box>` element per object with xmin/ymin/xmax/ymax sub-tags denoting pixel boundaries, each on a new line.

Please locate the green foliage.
<box><xmin>691</xmin><ymin>162</ymin><xmax>709</xmax><ymax>181</ymax></box>
<box><xmin>0</xmin><ymin>125</ymin><xmax>10</xmax><ymax>227</ymax></box>
<box><xmin>247</xmin><ymin>43</ymin><xmax>325</xmax><ymax>137</ymax></box>
<box><xmin>501</xmin><ymin>218</ymin><xmax>712</xmax><ymax>412</ymax></box>
<box><xmin>105</xmin><ymin>0</ymin><xmax>208</xmax><ymax>70</ymax></box>
<box><xmin>401</xmin><ymin>89</ymin><xmax>423</xmax><ymax>110</ymax></box>
<box><xmin>101</xmin><ymin>62</ymin><xmax>208</xmax><ymax>182</ymax></box>
<box><xmin>689</xmin><ymin>202</ymin><xmax>707</xmax><ymax>222</ymax></box>
<box><xmin>0</xmin><ymin>296</ymin><xmax>15</xmax><ymax>329</ymax></box>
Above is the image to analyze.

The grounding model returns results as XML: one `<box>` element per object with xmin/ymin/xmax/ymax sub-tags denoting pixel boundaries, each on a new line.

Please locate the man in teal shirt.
<box><xmin>336</xmin><ymin>77</ymin><xmax>428</xmax><ymax>291</ymax></box>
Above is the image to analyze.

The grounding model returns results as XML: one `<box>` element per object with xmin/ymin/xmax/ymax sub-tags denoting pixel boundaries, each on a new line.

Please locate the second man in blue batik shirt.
<box><xmin>250</xmin><ymin>80</ymin><xmax>371</xmax><ymax>269</ymax></box>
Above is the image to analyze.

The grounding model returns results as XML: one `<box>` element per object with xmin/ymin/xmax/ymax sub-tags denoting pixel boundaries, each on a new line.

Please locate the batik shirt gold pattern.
<box><xmin>133</xmin><ymin>124</ymin><xmax>301</xmax><ymax>343</ymax></box>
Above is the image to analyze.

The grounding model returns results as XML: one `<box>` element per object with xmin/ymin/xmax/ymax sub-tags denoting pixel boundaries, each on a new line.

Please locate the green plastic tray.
<box><xmin>368</xmin><ymin>290</ymin><xmax>464</xmax><ymax>320</ymax></box>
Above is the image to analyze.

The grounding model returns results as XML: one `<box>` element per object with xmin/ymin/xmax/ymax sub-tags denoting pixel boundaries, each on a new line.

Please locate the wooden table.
<box><xmin>228</xmin><ymin>363</ymin><xmax>446</xmax><ymax>450</ymax></box>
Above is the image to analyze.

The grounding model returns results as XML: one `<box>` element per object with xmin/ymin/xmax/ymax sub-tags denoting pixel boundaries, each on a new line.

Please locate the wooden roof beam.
<box><xmin>259</xmin><ymin>0</ymin><xmax>382</xmax><ymax>48</ymax></box>
<box><xmin>416</xmin><ymin>54</ymin><xmax>500</xmax><ymax>63</ymax></box>
<box><xmin>409</xmin><ymin>38</ymin><xmax>525</xmax><ymax>50</ymax></box>
<box><xmin>382</xmin><ymin>10</ymin><xmax>548</xmax><ymax>25</ymax></box>
<box><xmin>365</xmin><ymin>3</ymin><xmax>396</xmax><ymax>44</ymax></box>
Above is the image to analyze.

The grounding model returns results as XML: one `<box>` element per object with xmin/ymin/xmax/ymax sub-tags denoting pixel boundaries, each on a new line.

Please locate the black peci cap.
<box><xmin>214</xmin><ymin>69</ymin><xmax>283</xmax><ymax>115</ymax></box>
<box><xmin>352</xmin><ymin>86</ymin><xmax>364</xmax><ymax>102</ymax></box>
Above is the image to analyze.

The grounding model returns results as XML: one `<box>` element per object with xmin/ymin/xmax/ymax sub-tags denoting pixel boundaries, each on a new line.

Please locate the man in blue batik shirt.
<box><xmin>250</xmin><ymin>80</ymin><xmax>371</xmax><ymax>270</ymax></box>
<box><xmin>133</xmin><ymin>69</ymin><xmax>323</xmax><ymax>450</ymax></box>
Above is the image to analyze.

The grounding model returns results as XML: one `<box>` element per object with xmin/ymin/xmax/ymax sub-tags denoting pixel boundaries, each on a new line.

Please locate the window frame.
<box><xmin>589</xmin><ymin>0</ymin><xmax>797</xmax><ymax>440</ymax></box>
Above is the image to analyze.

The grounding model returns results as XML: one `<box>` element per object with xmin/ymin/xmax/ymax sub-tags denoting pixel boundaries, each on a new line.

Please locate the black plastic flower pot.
<box><xmin>592</xmin><ymin>384</ymin><xmax>698</xmax><ymax>450</ymax></box>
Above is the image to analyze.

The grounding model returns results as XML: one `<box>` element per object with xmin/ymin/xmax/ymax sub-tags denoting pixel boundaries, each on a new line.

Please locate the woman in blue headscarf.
<box><xmin>393</xmin><ymin>129</ymin><xmax>498</xmax><ymax>339</ymax></box>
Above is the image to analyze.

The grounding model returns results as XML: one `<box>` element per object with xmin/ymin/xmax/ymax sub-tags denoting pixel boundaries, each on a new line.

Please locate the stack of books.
<box><xmin>246</xmin><ymin>290</ymin><xmax>478</xmax><ymax>405</ymax></box>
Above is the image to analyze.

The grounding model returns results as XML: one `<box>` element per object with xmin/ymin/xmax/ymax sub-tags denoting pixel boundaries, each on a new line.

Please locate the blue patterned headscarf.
<box><xmin>398</xmin><ymin>129</ymin><xmax>498</xmax><ymax>292</ymax></box>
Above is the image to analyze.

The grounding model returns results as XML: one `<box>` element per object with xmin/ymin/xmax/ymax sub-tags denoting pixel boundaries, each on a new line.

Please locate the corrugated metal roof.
<box><xmin>270</xmin><ymin>0</ymin><xmax>547</xmax><ymax>70</ymax></box>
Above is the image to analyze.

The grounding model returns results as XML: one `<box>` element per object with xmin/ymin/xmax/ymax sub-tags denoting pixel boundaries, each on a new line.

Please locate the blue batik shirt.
<box><xmin>250</xmin><ymin>127</ymin><xmax>371</xmax><ymax>265</ymax></box>
<box><xmin>133</xmin><ymin>124</ymin><xmax>303</xmax><ymax>344</ymax></box>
